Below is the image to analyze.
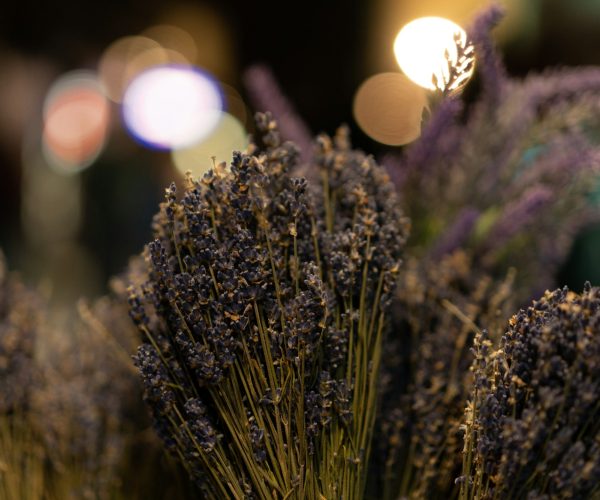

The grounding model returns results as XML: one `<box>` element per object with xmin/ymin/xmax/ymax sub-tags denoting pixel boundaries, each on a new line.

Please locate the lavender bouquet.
<box><xmin>0</xmin><ymin>4</ymin><xmax>600</xmax><ymax>499</ymax></box>
<box><xmin>243</xmin><ymin>6</ymin><xmax>600</xmax><ymax>499</ymax></box>
<box><xmin>129</xmin><ymin>114</ymin><xmax>408</xmax><ymax>498</ymax></box>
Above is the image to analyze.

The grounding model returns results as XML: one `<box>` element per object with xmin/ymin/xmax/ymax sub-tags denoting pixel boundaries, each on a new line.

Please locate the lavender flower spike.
<box><xmin>467</xmin><ymin>4</ymin><xmax>507</xmax><ymax>102</ymax></box>
<box><xmin>430</xmin><ymin>207</ymin><xmax>480</xmax><ymax>259</ymax></box>
<box><xmin>244</xmin><ymin>64</ymin><xmax>313</xmax><ymax>162</ymax></box>
<box><xmin>398</xmin><ymin>96</ymin><xmax>463</xmax><ymax>175</ymax></box>
<box><xmin>483</xmin><ymin>185</ymin><xmax>553</xmax><ymax>253</ymax></box>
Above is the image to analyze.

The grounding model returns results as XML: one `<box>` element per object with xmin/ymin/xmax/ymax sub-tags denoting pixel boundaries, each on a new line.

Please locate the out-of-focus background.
<box><xmin>0</xmin><ymin>0</ymin><xmax>598</xmax><ymax>305</ymax></box>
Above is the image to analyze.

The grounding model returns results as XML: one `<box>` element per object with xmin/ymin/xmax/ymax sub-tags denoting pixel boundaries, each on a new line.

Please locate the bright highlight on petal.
<box><xmin>122</xmin><ymin>65</ymin><xmax>223</xmax><ymax>150</ymax></box>
<box><xmin>42</xmin><ymin>71</ymin><xmax>110</xmax><ymax>173</ymax></box>
<box><xmin>394</xmin><ymin>16</ymin><xmax>474</xmax><ymax>92</ymax></box>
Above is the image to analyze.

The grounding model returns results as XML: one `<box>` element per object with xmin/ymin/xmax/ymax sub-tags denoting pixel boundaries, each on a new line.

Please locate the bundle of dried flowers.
<box><xmin>130</xmin><ymin>113</ymin><xmax>408</xmax><ymax>498</ymax></box>
<box><xmin>0</xmin><ymin>251</ymin><xmax>41</xmax><ymax>415</ymax></box>
<box><xmin>28</xmin><ymin>260</ymin><xmax>191</xmax><ymax>499</ymax></box>
<box><xmin>30</xmin><ymin>294</ymin><xmax>141</xmax><ymax>497</ymax></box>
<box><xmin>372</xmin><ymin>6</ymin><xmax>600</xmax><ymax>497</ymax></box>
<box><xmin>460</xmin><ymin>284</ymin><xmax>600</xmax><ymax>499</ymax></box>
<box><xmin>375</xmin><ymin>251</ymin><xmax>515</xmax><ymax>498</ymax></box>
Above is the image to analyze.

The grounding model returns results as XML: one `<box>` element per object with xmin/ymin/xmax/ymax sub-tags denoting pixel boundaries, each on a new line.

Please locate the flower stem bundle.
<box><xmin>130</xmin><ymin>114</ymin><xmax>408</xmax><ymax>498</ymax></box>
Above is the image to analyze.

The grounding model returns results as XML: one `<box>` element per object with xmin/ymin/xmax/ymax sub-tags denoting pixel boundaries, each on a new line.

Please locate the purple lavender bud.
<box><xmin>516</xmin><ymin>134</ymin><xmax>599</xmax><ymax>188</ymax></box>
<box><xmin>483</xmin><ymin>185</ymin><xmax>554</xmax><ymax>252</ymax></box>
<box><xmin>522</xmin><ymin>66</ymin><xmax>600</xmax><ymax>109</ymax></box>
<box><xmin>399</xmin><ymin>97</ymin><xmax>464</xmax><ymax>174</ymax></box>
<box><xmin>243</xmin><ymin>65</ymin><xmax>313</xmax><ymax>162</ymax></box>
<box><xmin>430</xmin><ymin>207</ymin><xmax>480</xmax><ymax>259</ymax></box>
<box><xmin>467</xmin><ymin>4</ymin><xmax>507</xmax><ymax>102</ymax></box>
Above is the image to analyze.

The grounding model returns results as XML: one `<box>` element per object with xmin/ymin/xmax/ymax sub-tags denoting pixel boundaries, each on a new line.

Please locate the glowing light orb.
<box><xmin>394</xmin><ymin>17</ymin><xmax>473</xmax><ymax>91</ymax></box>
<box><xmin>98</xmin><ymin>35</ymin><xmax>191</xmax><ymax>104</ymax></box>
<box><xmin>353</xmin><ymin>73</ymin><xmax>427</xmax><ymax>146</ymax></box>
<box><xmin>172</xmin><ymin>112</ymin><xmax>247</xmax><ymax>177</ymax></box>
<box><xmin>42</xmin><ymin>71</ymin><xmax>110</xmax><ymax>173</ymax></box>
<box><xmin>122</xmin><ymin>65</ymin><xmax>223</xmax><ymax>150</ymax></box>
<box><xmin>98</xmin><ymin>36</ymin><xmax>162</xmax><ymax>103</ymax></box>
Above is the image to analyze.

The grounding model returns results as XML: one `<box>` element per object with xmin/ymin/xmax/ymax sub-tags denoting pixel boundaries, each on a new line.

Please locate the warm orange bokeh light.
<box><xmin>353</xmin><ymin>72</ymin><xmax>427</xmax><ymax>146</ymax></box>
<box><xmin>43</xmin><ymin>73</ymin><xmax>109</xmax><ymax>172</ymax></box>
<box><xmin>142</xmin><ymin>25</ymin><xmax>197</xmax><ymax>64</ymax></box>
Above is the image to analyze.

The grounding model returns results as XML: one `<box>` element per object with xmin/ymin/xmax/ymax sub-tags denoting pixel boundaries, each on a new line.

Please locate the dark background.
<box><xmin>0</xmin><ymin>0</ymin><xmax>599</xmax><ymax>301</ymax></box>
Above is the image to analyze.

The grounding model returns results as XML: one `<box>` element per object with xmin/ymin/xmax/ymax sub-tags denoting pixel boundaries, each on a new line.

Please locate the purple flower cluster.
<box><xmin>388</xmin><ymin>5</ymin><xmax>600</xmax><ymax>300</ymax></box>
<box><xmin>374</xmin><ymin>9</ymin><xmax>600</xmax><ymax>494</ymax></box>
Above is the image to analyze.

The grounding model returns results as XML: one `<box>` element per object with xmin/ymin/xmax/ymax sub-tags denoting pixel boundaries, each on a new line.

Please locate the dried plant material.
<box><xmin>461</xmin><ymin>284</ymin><xmax>600</xmax><ymax>499</ymax></box>
<box><xmin>130</xmin><ymin>113</ymin><xmax>408</xmax><ymax>498</ymax></box>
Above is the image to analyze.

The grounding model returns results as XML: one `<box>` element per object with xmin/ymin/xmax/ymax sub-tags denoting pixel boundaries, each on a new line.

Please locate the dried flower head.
<box><xmin>433</xmin><ymin>31</ymin><xmax>475</xmax><ymax>96</ymax></box>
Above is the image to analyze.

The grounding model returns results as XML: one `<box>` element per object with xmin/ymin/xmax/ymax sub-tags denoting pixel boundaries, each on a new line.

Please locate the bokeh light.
<box><xmin>157</xmin><ymin>4</ymin><xmax>235</xmax><ymax>82</ymax></box>
<box><xmin>142</xmin><ymin>25</ymin><xmax>197</xmax><ymax>64</ymax></box>
<box><xmin>98</xmin><ymin>36</ymin><xmax>162</xmax><ymax>103</ymax></box>
<box><xmin>367</xmin><ymin>0</ymin><xmax>534</xmax><ymax>76</ymax></box>
<box><xmin>221</xmin><ymin>82</ymin><xmax>248</xmax><ymax>127</ymax></box>
<box><xmin>42</xmin><ymin>71</ymin><xmax>110</xmax><ymax>173</ymax></box>
<box><xmin>124</xmin><ymin>46</ymin><xmax>189</xmax><ymax>83</ymax></box>
<box><xmin>122</xmin><ymin>65</ymin><xmax>223</xmax><ymax>150</ymax></box>
<box><xmin>171</xmin><ymin>112</ymin><xmax>247</xmax><ymax>177</ymax></box>
<box><xmin>353</xmin><ymin>72</ymin><xmax>427</xmax><ymax>145</ymax></box>
<box><xmin>394</xmin><ymin>17</ymin><xmax>473</xmax><ymax>91</ymax></box>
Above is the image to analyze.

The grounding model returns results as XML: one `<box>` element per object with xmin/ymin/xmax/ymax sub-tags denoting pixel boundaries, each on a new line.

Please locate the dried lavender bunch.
<box><xmin>389</xmin><ymin>4</ymin><xmax>600</xmax><ymax>300</ymax></box>
<box><xmin>30</xmin><ymin>282</ymin><xmax>143</xmax><ymax>497</ymax></box>
<box><xmin>373</xmin><ymin>7</ymin><xmax>600</xmax><ymax>496</ymax></box>
<box><xmin>0</xmin><ymin>251</ymin><xmax>41</xmax><ymax>414</ymax></box>
<box><xmin>374</xmin><ymin>251</ymin><xmax>515</xmax><ymax>499</ymax></box>
<box><xmin>0</xmin><ymin>251</ymin><xmax>112</xmax><ymax>498</ymax></box>
<box><xmin>24</xmin><ymin>259</ymin><xmax>192</xmax><ymax>499</ymax></box>
<box><xmin>0</xmin><ymin>253</ymin><xmax>45</xmax><ymax>499</ymax></box>
<box><xmin>129</xmin><ymin>113</ymin><xmax>407</xmax><ymax>498</ymax></box>
<box><xmin>460</xmin><ymin>284</ymin><xmax>600</xmax><ymax>499</ymax></box>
